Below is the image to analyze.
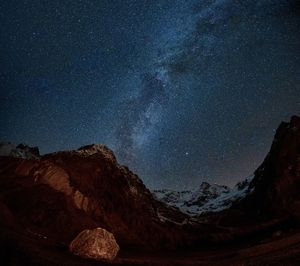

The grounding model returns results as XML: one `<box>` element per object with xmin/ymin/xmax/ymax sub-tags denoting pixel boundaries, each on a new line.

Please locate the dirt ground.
<box><xmin>1</xmin><ymin>226</ymin><xmax>300</xmax><ymax>266</ymax></box>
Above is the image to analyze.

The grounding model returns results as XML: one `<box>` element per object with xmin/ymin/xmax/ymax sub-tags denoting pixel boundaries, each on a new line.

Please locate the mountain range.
<box><xmin>153</xmin><ymin>176</ymin><xmax>253</xmax><ymax>215</ymax></box>
<box><xmin>0</xmin><ymin>115</ymin><xmax>300</xmax><ymax>265</ymax></box>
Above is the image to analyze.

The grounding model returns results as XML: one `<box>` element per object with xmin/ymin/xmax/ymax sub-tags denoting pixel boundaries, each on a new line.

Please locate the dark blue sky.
<box><xmin>1</xmin><ymin>0</ymin><xmax>300</xmax><ymax>189</ymax></box>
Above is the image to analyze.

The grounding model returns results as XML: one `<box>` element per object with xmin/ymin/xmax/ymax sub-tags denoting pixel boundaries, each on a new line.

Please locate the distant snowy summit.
<box><xmin>152</xmin><ymin>176</ymin><xmax>254</xmax><ymax>216</ymax></box>
<box><xmin>0</xmin><ymin>142</ymin><xmax>40</xmax><ymax>159</ymax></box>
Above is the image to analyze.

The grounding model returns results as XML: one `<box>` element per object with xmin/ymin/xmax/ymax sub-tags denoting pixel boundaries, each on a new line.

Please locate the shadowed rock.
<box><xmin>0</xmin><ymin>142</ymin><xmax>40</xmax><ymax>159</ymax></box>
<box><xmin>0</xmin><ymin>144</ymin><xmax>190</xmax><ymax>250</ymax></box>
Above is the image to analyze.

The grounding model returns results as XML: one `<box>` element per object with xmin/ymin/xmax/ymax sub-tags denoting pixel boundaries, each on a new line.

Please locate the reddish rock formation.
<box><xmin>0</xmin><ymin>144</ymin><xmax>190</xmax><ymax>251</ymax></box>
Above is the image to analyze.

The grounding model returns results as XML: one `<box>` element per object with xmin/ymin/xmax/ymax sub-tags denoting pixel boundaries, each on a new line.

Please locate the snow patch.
<box><xmin>153</xmin><ymin>176</ymin><xmax>254</xmax><ymax>216</ymax></box>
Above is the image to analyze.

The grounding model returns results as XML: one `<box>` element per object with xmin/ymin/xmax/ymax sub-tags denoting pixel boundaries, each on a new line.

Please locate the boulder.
<box><xmin>69</xmin><ymin>228</ymin><xmax>119</xmax><ymax>261</ymax></box>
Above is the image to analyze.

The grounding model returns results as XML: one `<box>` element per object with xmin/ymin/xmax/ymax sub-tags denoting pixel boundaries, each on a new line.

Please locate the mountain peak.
<box><xmin>77</xmin><ymin>144</ymin><xmax>117</xmax><ymax>162</ymax></box>
<box><xmin>199</xmin><ymin>181</ymin><xmax>211</xmax><ymax>190</ymax></box>
<box><xmin>0</xmin><ymin>142</ymin><xmax>40</xmax><ymax>159</ymax></box>
<box><xmin>244</xmin><ymin>115</ymin><xmax>300</xmax><ymax>216</ymax></box>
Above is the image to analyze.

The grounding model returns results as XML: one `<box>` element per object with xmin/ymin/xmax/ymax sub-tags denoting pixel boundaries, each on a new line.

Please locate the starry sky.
<box><xmin>1</xmin><ymin>0</ymin><xmax>300</xmax><ymax>189</ymax></box>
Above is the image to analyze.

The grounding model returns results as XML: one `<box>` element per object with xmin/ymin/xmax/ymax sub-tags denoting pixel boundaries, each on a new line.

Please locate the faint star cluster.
<box><xmin>0</xmin><ymin>0</ymin><xmax>300</xmax><ymax>189</ymax></box>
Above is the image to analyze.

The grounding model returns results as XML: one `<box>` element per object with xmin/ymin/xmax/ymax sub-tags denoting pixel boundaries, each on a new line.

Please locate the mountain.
<box><xmin>0</xmin><ymin>144</ymin><xmax>190</xmax><ymax>252</ymax></box>
<box><xmin>153</xmin><ymin>177</ymin><xmax>253</xmax><ymax>215</ymax></box>
<box><xmin>236</xmin><ymin>115</ymin><xmax>300</xmax><ymax>217</ymax></box>
<box><xmin>159</xmin><ymin>115</ymin><xmax>300</xmax><ymax>222</ymax></box>
<box><xmin>0</xmin><ymin>142</ymin><xmax>40</xmax><ymax>159</ymax></box>
<box><xmin>205</xmin><ymin>115</ymin><xmax>300</xmax><ymax>237</ymax></box>
<box><xmin>1</xmin><ymin>116</ymin><xmax>300</xmax><ymax>265</ymax></box>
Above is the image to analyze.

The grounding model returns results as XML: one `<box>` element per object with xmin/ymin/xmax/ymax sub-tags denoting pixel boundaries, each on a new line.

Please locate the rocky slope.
<box><xmin>0</xmin><ymin>144</ymin><xmax>190</xmax><ymax>251</ymax></box>
<box><xmin>238</xmin><ymin>115</ymin><xmax>300</xmax><ymax>217</ymax></box>
<box><xmin>1</xmin><ymin>116</ymin><xmax>300</xmax><ymax>265</ymax></box>
<box><xmin>204</xmin><ymin>115</ymin><xmax>300</xmax><ymax>237</ymax></box>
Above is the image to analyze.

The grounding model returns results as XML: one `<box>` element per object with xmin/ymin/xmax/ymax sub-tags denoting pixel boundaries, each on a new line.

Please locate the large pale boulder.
<box><xmin>69</xmin><ymin>228</ymin><xmax>119</xmax><ymax>261</ymax></box>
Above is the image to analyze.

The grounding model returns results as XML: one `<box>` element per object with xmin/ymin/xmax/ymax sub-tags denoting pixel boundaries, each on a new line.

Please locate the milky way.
<box><xmin>1</xmin><ymin>0</ymin><xmax>300</xmax><ymax>189</ymax></box>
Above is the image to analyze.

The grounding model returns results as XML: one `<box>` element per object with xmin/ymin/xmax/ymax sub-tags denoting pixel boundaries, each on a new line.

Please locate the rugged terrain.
<box><xmin>0</xmin><ymin>115</ymin><xmax>300</xmax><ymax>265</ymax></box>
<box><xmin>152</xmin><ymin>177</ymin><xmax>252</xmax><ymax>215</ymax></box>
<box><xmin>0</xmin><ymin>143</ymin><xmax>192</xmax><ymax>251</ymax></box>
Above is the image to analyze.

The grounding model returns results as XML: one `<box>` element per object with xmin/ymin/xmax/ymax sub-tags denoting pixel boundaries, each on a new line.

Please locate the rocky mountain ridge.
<box><xmin>0</xmin><ymin>142</ymin><xmax>40</xmax><ymax>159</ymax></box>
<box><xmin>1</xmin><ymin>115</ymin><xmax>300</xmax><ymax>265</ymax></box>
<box><xmin>0</xmin><ymin>143</ymin><xmax>191</xmax><ymax>251</ymax></box>
<box><xmin>153</xmin><ymin>177</ymin><xmax>253</xmax><ymax>215</ymax></box>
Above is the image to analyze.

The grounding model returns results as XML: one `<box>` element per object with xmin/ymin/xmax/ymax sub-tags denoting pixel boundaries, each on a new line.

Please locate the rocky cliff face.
<box><xmin>0</xmin><ymin>144</ymin><xmax>189</xmax><ymax>250</ymax></box>
<box><xmin>242</xmin><ymin>115</ymin><xmax>300</xmax><ymax>217</ymax></box>
<box><xmin>211</xmin><ymin>116</ymin><xmax>300</xmax><ymax>234</ymax></box>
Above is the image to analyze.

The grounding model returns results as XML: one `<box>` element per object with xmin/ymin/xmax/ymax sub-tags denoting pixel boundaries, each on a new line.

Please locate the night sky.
<box><xmin>1</xmin><ymin>0</ymin><xmax>300</xmax><ymax>189</ymax></box>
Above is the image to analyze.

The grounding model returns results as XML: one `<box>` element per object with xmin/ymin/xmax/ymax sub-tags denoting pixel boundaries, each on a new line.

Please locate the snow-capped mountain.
<box><xmin>0</xmin><ymin>142</ymin><xmax>40</xmax><ymax>159</ymax></box>
<box><xmin>153</xmin><ymin>176</ymin><xmax>254</xmax><ymax>216</ymax></box>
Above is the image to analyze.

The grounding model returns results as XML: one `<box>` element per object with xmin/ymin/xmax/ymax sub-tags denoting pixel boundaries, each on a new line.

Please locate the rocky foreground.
<box><xmin>0</xmin><ymin>116</ymin><xmax>300</xmax><ymax>265</ymax></box>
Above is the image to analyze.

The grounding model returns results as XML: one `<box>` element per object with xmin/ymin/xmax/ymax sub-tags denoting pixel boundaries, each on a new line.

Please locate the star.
<box><xmin>1</xmin><ymin>0</ymin><xmax>299</xmax><ymax>190</ymax></box>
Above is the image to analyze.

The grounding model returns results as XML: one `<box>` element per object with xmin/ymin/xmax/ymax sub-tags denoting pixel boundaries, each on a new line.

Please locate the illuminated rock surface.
<box><xmin>69</xmin><ymin>228</ymin><xmax>119</xmax><ymax>261</ymax></box>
